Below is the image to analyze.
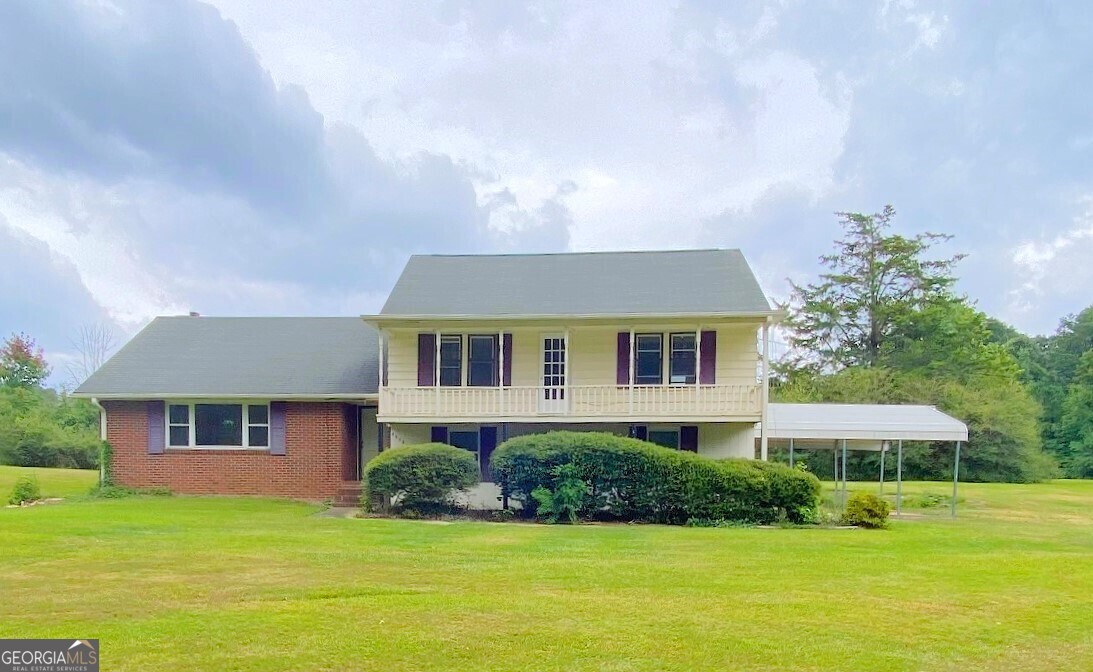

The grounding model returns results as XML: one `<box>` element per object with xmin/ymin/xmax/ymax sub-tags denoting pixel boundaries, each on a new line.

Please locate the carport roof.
<box><xmin>763</xmin><ymin>403</ymin><xmax>968</xmax><ymax>442</ymax></box>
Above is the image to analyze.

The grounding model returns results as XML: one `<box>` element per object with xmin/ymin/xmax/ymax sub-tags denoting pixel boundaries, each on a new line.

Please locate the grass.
<box><xmin>1</xmin><ymin>478</ymin><xmax>1091</xmax><ymax>671</ymax></box>
<box><xmin>0</xmin><ymin>464</ymin><xmax>98</xmax><ymax>500</ymax></box>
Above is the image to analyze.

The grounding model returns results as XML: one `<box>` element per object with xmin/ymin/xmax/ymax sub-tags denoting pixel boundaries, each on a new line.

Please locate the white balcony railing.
<box><xmin>379</xmin><ymin>384</ymin><xmax>761</xmax><ymax>419</ymax></box>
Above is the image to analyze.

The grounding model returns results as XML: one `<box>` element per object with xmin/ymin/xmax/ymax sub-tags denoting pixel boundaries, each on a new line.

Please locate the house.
<box><xmin>78</xmin><ymin>249</ymin><xmax>967</xmax><ymax>508</ymax></box>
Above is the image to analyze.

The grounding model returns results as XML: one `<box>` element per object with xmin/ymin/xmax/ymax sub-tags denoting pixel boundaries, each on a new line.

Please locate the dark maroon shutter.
<box><xmin>269</xmin><ymin>402</ymin><xmax>286</xmax><ymax>455</ymax></box>
<box><xmin>502</xmin><ymin>333</ymin><xmax>513</xmax><ymax>387</ymax></box>
<box><xmin>417</xmin><ymin>333</ymin><xmax>436</xmax><ymax>386</ymax></box>
<box><xmin>147</xmin><ymin>401</ymin><xmax>164</xmax><ymax>454</ymax></box>
<box><xmin>629</xmin><ymin>425</ymin><xmax>647</xmax><ymax>441</ymax></box>
<box><xmin>431</xmin><ymin>426</ymin><xmax>448</xmax><ymax>444</ymax></box>
<box><xmin>680</xmin><ymin>426</ymin><xmax>699</xmax><ymax>452</ymax></box>
<box><xmin>479</xmin><ymin>426</ymin><xmax>498</xmax><ymax>481</ymax></box>
<box><xmin>699</xmin><ymin>330</ymin><xmax>717</xmax><ymax>384</ymax></box>
<box><xmin>616</xmin><ymin>332</ymin><xmax>630</xmax><ymax>385</ymax></box>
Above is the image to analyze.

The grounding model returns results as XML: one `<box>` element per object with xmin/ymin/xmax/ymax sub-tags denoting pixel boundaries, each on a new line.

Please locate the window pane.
<box><xmin>439</xmin><ymin>336</ymin><xmax>462</xmax><ymax>386</ymax></box>
<box><xmin>169</xmin><ymin>425</ymin><xmax>189</xmax><ymax>447</ymax></box>
<box><xmin>635</xmin><ymin>334</ymin><xmax>662</xmax><ymax>384</ymax></box>
<box><xmin>168</xmin><ymin>404</ymin><xmax>188</xmax><ymax>424</ymax></box>
<box><xmin>469</xmin><ymin>335</ymin><xmax>495</xmax><ymax>359</ymax></box>
<box><xmin>248</xmin><ymin>404</ymin><xmax>268</xmax><ymax>425</ymax></box>
<box><xmin>449</xmin><ymin>431</ymin><xmax>478</xmax><ymax>452</ymax></box>
<box><xmin>195</xmin><ymin>404</ymin><xmax>243</xmax><ymax>446</ymax></box>
<box><xmin>440</xmin><ymin>366</ymin><xmax>461</xmax><ymax>386</ymax></box>
<box><xmin>648</xmin><ymin>430</ymin><xmax>679</xmax><ymax>449</ymax></box>
<box><xmin>467</xmin><ymin>336</ymin><xmax>497</xmax><ymax>387</ymax></box>
<box><xmin>670</xmin><ymin>334</ymin><xmax>696</xmax><ymax>384</ymax></box>
<box><xmin>468</xmin><ymin>362</ymin><xmax>495</xmax><ymax>387</ymax></box>
<box><xmin>248</xmin><ymin>426</ymin><xmax>269</xmax><ymax>447</ymax></box>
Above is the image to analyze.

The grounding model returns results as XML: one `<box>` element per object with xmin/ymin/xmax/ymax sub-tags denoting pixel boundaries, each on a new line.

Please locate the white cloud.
<box><xmin>1008</xmin><ymin>199</ymin><xmax>1093</xmax><ymax>331</ymax></box>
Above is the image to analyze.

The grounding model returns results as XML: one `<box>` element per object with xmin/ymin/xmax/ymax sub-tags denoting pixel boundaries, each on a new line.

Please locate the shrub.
<box><xmin>9</xmin><ymin>475</ymin><xmax>41</xmax><ymax>505</ymax></box>
<box><xmin>843</xmin><ymin>492</ymin><xmax>891</xmax><ymax>528</ymax></box>
<box><xmin>490</xmin><ymin>431</ymin><xmax>822</xmax><ymax>525</ymax></box>
<box><xmin>749</xmin><ymin>460</ymin><xmax>824</xmax><ymax>523</ymax></box>
<box><xmin>531</xmin><ymin>463</ymin><xmax>588</xmax><ymax>523</ymax></box>
<box><xmin>364</xmin><ymin>443</ymin><xmax>479</xmax><ymax>515</ymax></box>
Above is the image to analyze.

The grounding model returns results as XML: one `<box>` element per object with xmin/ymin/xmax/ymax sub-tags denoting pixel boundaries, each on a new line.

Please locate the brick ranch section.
<box><xmin>102</xmin><ymin>401</ymin><xmax>358</xmax><ymax>499</ymax></box>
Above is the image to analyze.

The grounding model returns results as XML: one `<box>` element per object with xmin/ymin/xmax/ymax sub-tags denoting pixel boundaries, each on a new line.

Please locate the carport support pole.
<box><xmin>896</xmin><ymin>440</ymin><xmax>903</xmax><ymax>516</ymax></box>
<box><xmin>879</xmin><ymin>442</ymin><xmax>885</xmax><ymax>495</ymax></box>
<box><xmin>841</xmin><ymin>438</ymin><xmax>848</xmax><ymax>510</ymax></box>
<box><xmin>789</xmin><ymin>438</ymin><xmax>794</xmax><ymax>468</ymax></box>
<box><xmin>951</xmin><ymin>441</ymin><xmax>962</xmax><ymax>518</ymax></box>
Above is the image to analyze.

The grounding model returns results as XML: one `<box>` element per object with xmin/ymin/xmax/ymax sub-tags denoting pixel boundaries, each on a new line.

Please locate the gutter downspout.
<box><xmin>91</xmin><ymin>397</ymin><xmax>107</xmax><ymax>486</ymax></box>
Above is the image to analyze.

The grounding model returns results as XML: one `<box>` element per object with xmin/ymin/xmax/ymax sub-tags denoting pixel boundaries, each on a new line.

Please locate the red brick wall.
<box><xmin>102</xmin><ymin>401</ymin><xmax>357</xmax><ymax>499</ymax></box>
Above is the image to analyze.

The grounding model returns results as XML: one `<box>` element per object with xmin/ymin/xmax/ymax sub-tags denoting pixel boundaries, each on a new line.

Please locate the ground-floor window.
<box><xmin>633</xmin><ymin>425</ymin><xmax>698</xmax><ymax>452</ymax></box>
<box><xmin>166</xmin><ymin>402</ymin><xmax>270</xmax><ymax>449</ymax></box>
<box><xmin>430</xmin><ymin>426</ymin><xmax>498</xmax><ymax>481</ymax></box>
<box><xmin>647</xmin><ymin>429</ymin><xmax>679</xmax><ymax>449</ymax></box>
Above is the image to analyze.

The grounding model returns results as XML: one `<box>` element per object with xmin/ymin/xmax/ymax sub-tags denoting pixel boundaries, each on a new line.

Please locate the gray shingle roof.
<box><xmin>75</xmin><ymin>317</ymin><xmax>377</xmax><ymax>397</ymax></box>
<box><xmin>378</xmin><ymin>249</ymin><xmax>772</xmax><ymax>317</ymax></box>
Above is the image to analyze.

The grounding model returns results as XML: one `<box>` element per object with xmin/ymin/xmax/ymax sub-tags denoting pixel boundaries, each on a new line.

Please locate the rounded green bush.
<box><xmin>9</xmin><ymin>475</ymin><xmax>41</xmax><ymax>505</ymax></box>
<box><xmin>364</xmin><ymin>443</ymin><xmax>479</xmax><ymax>515</ymax></box>
<box><xmin>490</xmin><ymin>431</ymin><xmax>822</xmax><ymax>525</ymax></box>
<box><xmin>842</xmin><ymin>491</ymin><xmax>891</xmax><ymax>528</ymax></box>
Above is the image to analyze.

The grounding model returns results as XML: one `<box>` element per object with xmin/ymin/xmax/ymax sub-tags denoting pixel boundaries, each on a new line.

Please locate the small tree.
<box><xmin>67</xmin><ymin>323</ymin><xmax>117</xmax><ymax>387</ymax></box>
<box><xmin>785</xmin><ymin>206</ymin><xmax>964</xmax><ymax>372</ymax></box>
<box><xmin>0</xmin><ymin>333</ymin><xmax>50</xmax><ymax>389</ymax></box>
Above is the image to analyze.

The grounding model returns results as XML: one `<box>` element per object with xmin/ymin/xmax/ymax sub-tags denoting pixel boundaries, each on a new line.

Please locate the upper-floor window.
<box><xmin>439</xmin><ymin>335</ymin><xmax>462</xmax><ymax>386</ymax></box>
<box><xmin>166</xmin><ymin>403</ymin><xmax>269</xmax><ymax>448</ymax></box>
<box><xmin>635</xmin><ymin>334</ymin><xmax>663</xmax><ymax>385</ymax></box>
<box><xmin>468</xmin><ymin>335</ymin><xmax>498</xmax><ymax>387</ymax></box>
<box><xmin>670</xmin><ymin>333</ymin><xmax>697</xmax><ymax>384</ymax></box>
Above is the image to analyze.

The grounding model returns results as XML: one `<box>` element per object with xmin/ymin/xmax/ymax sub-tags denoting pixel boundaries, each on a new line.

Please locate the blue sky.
<box><xmin>1</xmin><ymin>0</ymin><xmax>1091</xmax><ymax>382</ymax></box>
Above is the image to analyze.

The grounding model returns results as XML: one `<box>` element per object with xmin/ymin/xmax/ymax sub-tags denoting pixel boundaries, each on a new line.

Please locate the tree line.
<box><xmin>0</xmin><ymin>333</ymin><xmax>101</xmax><ymax>469</ymax></box>
<box><xmin>775</xmin><ymin>206</ymin><xmax>1092</xmax><ymax>482</ymax></box>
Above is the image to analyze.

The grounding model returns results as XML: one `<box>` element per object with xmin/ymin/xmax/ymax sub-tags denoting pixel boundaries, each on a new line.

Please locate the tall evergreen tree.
<box><xmin>785</xmin><ymin>205</ymin><xmax>964</xmax><ymax>372</ymax></box>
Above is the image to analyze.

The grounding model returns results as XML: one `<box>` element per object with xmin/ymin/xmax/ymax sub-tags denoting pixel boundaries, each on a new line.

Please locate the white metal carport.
<box><xmin>760</xmin><ymin>403</ymin><xmax>970</xmax><ymax>516</ymax></box>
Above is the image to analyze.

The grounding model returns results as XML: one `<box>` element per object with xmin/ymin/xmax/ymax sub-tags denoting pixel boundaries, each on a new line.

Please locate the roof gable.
<box><xmin>379</xmin><ymin>249</ymin><xmax>772</xmax><ymax>318</ymax></box>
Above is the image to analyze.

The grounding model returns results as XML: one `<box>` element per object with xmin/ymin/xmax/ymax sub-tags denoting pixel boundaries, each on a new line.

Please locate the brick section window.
<box><xmin>102</xmin><ymin>401</ymin><xmax>357</xmax><ymax>499</ymax></box>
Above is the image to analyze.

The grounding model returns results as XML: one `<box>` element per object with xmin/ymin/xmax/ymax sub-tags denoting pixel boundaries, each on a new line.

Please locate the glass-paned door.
<box><xmin>540</xmin><ymin>334</ymin><xmax>567</xmax><ymax>413</ymax></box>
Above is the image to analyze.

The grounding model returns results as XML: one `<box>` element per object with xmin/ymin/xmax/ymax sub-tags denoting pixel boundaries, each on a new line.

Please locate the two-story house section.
<box><xmin>365</xmin><ymin>249</ymin><xmax>779</xmax><ymax>481</ymax></box>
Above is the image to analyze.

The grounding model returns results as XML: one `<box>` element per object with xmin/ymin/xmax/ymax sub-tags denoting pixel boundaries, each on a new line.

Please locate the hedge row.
<box><xmin>490</xmin><ymin>431</ymin><xmax>821</xmax><ymax>524</ymax></box>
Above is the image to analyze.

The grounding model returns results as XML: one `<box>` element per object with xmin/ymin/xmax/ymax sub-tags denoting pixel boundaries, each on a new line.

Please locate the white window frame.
<box><xmin>634</xmin><ymin>333</ymin><xmax>664</xmax><ymax>386</ymax></box>
<box><xmin>669</xmin><ymin>333</ymin><xmax>697</xmax><ymax>385</ymax></box>
<box><xmin>164</xmin><ymin>400</ymin><xmax>271</xmax><ymax>450</ymax></box>
<box><xmin>467</xmin><ymin>334</ymin><xmax>499</xmax><ymax>387</ymax></box>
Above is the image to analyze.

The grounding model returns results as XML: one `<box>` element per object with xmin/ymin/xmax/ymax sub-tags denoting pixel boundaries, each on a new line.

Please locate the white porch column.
<box><xmin>760</xmin><ymin>318</ymin><xmax>770</xmax><ymax>461</ymax></box>
<box><xmin>628</xmin><ymin>328</ymin><xmax>635</xmax><ymax>415</ymax></box>
<box><xmin>563</xmin><ymin>328</ymin><xmax>570</xmax><ymax>413</ymax></box>
<box><xmin>498</xmin><ymin>329</ymin><xmax>505</xmax><ymax>415</ymax></box>
<box><xmin>434</xmin><ymin>329</ymin><xmax>441</xmax><ymax>415</ymax></box>
<box><xmin>695</xmin><ymin>327</ymin><xmax>702</xmax><ymax>412</ymax></box>
<box><xmin>377</xmin><ymin>329</ymin><xmax>385</xmax><ymax>391</ymax></box>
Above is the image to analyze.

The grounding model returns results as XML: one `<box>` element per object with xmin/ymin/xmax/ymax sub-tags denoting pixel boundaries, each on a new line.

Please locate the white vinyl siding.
<box><xmin>383</xmin><ymin>323</ymin><xmax>760</xmax><ymax>392</ymax></box>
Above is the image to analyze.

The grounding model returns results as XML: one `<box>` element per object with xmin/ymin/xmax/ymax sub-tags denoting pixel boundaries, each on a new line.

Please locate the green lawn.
<box><xmin>0</xmin><ymin>464</ymin><xmax>98</xmax><ymax>499</ymax></box>
<box><xmin>2</xmin><ymin>480</ymin><xmax>1091</xmax><ymax>671</ymax></box>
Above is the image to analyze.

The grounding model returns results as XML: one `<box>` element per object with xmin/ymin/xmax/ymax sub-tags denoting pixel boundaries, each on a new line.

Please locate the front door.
<box><xmin>540</xmin><ymin>334</ymin><xmax>567</xmax><ymax>414</ymax></box>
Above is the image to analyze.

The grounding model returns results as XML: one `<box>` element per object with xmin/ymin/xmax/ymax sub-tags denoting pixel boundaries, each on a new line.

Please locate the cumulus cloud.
<box><xmin>0</xmin><ymin>0</ymin><xmax>570</xmax><ymax>375</ymax></box>
<box><xmin>2</xmin><ymin>0</ymin><xmax>1093</xmax><ymax>378</ymax></box>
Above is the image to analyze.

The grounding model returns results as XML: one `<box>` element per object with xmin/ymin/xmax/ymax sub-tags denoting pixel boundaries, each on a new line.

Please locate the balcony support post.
<box><xmin>563</xmin><ymin>328</ymin><xmax>570</xmax><ymax>414</ymax></box>
<box><xmin>434</xmin><ymin>329</ymin><xmax>441</xmax><ymax>415</ymax></box>
<box><xmin>628</xmin><ymin>328</ymin><xmax>635</xmax><ymax>415</ymax></box>
<box><xmin>498</xmin><ymin>329</ymin><xmax>505</xmax><ymax>415</ymax></box>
